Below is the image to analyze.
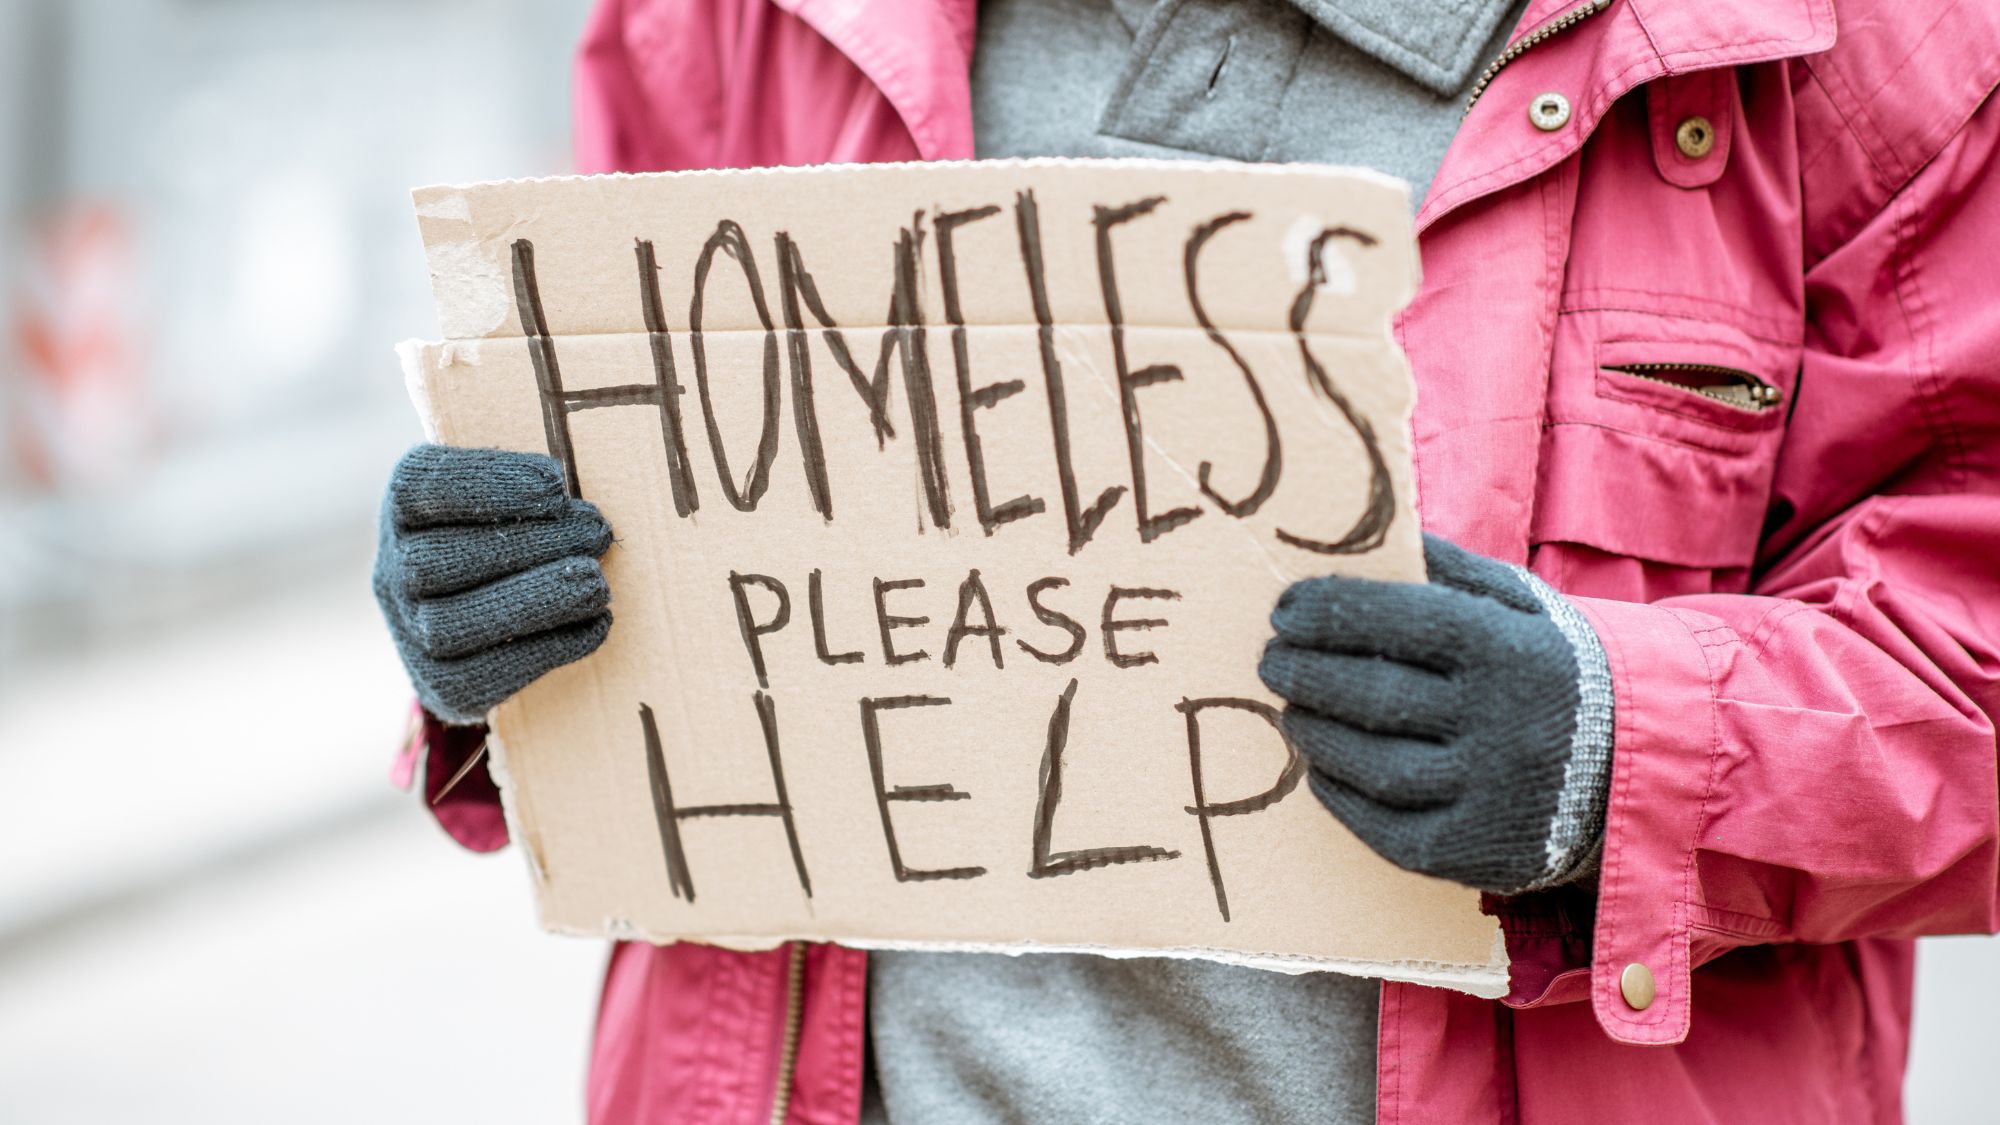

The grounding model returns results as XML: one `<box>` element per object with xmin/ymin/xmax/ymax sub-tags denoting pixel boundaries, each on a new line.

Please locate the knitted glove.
<box><xmin>1258</xmin><ymin>534</ymin><xmax>1613</xmax><ymax>894</ymax></box>
<box><xmin>373</xmin><ymin>444</ymin><xmax>614</xmax><ymax>724</ymax></box>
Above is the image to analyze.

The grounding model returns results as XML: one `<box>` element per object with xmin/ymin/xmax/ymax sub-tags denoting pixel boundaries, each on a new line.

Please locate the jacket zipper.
<box><xmin>768</xmin><ymin>942</ymin><xmax>807</xmax><ymax>1125</ymax></box>
<box><xmin>1603</xmin><ymin>362</ymin><xmax>1783</xmax><ymax>411</ymax></box>
<box><xmin>1464</xmin><ymin>0</ymin><xmax>1614</xmax><ymax>115</ymax></box>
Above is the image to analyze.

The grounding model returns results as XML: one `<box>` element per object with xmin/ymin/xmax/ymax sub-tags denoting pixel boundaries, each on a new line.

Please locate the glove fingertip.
<box><xmin>1269</xmin><ymin>580</ymin><xmax>1329</xmax><ymax>637</ymax></box>
<box><xmin>570</xmin><ymin>499</ymin><xmax>617</xmax><ymax>557</ymax></box>
<box><xmin>563</xmin><ymin>556</ymin><xmax>613</xmax><ymax>609</ymax></box>
<box><xmin>1257</xmin><ymin>642</ymin><xmax>1318</xmax><ymax>703</ymax></box>
<box><xmin>495</xmin><ymin>453</ymin><xmax>572</xmax><ymax>513</ymax></box>
<box><xmin>1423</xmin><ymin>534</ymin><xmax>1548</xmax><ymax>613</ymax></box>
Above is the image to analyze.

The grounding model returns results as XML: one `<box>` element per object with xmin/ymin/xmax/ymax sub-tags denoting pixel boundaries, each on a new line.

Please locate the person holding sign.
<box><xmin>375</xmin><ymin>0</ymin><xmax>2000</xmax><ymax>1122</ymax></box>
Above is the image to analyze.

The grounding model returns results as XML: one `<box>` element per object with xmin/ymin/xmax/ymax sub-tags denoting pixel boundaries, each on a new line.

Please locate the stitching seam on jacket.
<box><xmin>1888</xmin><ymin>186</ymin><xmax>1971</xmax><ymax>488</ymax></box>
<box><xmin>1677</xmin><ymin>607</ymin><xmax>1728</xmax><ymax>1034</ymax></box>
<box><xmin>1559</xmin><ymin>292</ymin><xmax>1800</xmax><ymax>341</ymax></box>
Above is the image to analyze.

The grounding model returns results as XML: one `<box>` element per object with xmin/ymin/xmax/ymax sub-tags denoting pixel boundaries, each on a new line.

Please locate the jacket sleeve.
<box><xmin>406</xmin><ymin>710</ymin><xmax>511</xmax><ymax>853</ymax></box>
<box><xmin>1567</xmin><ymin>90</ymin><xmax>2000</xmax><ymax>1046</ymax></box>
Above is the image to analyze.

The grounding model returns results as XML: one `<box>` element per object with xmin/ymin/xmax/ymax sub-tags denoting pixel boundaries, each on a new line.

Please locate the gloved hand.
<box><xmin>1258</xmin><ymin>534</ymin><xmax>1613</xmax><ymax>895</ymax></box>
<box><xmin>373</xmin><ymin>444</ymin><xmax>614</xmax><ymax>724</ymax></box>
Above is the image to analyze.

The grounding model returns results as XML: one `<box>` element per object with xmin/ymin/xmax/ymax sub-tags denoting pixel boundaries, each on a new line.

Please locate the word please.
<box><xmin>725</xmin><ymin>568</ymin><xmax>1184</xmax><ymax>687</ymax></box>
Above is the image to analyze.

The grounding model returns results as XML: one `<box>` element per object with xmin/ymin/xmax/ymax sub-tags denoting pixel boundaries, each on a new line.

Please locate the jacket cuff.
<box><xmin>414</xmin><ymin>706</ymin><xmax>511</xmax><ymax>854</ymax></box>
<box><xmin>1511</xmin><ymin>566</ymin><xmax>1614</xmax><ymax>889</ymax></box>
<box><xmin>1568</xmin><ymin>595</ymin><xmax>1722</xmax><ymax>1046</ymax></box>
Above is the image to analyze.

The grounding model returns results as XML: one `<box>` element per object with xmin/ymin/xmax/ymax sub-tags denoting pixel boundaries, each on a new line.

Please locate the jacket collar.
<box><xmin>1289</xmin><ymin>0</ymin><xmax>1529</xmax><ymax>96</ymax></box>
<box><xmin>781</xmin><ymin>0</ymin><xmax>1834</xmax><ymax>184</ymax></box>
<box><xmin>1417</xmin><ymin>0</ymin><xmax>1835</xmax><ymax>227</ymax></box>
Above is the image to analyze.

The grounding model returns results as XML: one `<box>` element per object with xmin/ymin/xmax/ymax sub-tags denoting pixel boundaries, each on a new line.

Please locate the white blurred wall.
<box><xmin>0</xmin><ymin>0</ymin><xmax>611</xmax><ymax>1120</ymax></box>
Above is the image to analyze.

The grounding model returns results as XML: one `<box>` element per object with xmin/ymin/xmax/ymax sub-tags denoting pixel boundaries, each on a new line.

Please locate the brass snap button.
<box><xmin>1675</xmin><ymin>115</ymin><xmax>1716</xmax><ymax>159</ymax></box>
<box><xmin>1528</xmin><ymin>92</ymin><xmax>1572</xmax><ymax>131</ymax></box>
<box><xmin>1620</xmin><ymin>962</ymin><xmax>1657</xmax><ymax>1010</ymax></box>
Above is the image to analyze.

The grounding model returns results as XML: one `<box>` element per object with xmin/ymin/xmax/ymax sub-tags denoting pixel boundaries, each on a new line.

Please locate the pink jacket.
<box><xmin>416</xmin><ymin>0</ymin><xmax>2000</xmax><ymax>1120</ymax></box>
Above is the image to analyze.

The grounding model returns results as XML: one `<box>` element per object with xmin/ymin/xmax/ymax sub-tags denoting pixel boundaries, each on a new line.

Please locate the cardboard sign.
<box><xmin>402</xmin><ymin>160</ymin><xmax>1506</xmax><ymax>995</ymax></box>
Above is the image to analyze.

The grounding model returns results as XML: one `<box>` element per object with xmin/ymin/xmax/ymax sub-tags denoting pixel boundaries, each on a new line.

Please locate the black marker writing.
<box><xmin>942</xmin><ymin>568</ymin><xmax>1007</xmax><ymax>670</ymax></box>
<box><xmin>891</xmin><ymin>213</ymin><xmax>955</xmax><ymax>531</ymax></box>
<box><xmin>641</xmin><ymin>696</ymin><xmax>812</xmax><ymax>903</ymax></box>
<box><xmin>873</xmin><ymin>577</ymin><xmax>930</xmax><ymax>665</ymax></box>
<box><xmin>773</xmin><ymin>233</ymin><xmax>836</xmax><ymax>518</ymax></box>
<box><xmin>1016</xmin><ymin>577</ymin><xmax>1087</xmax><ymax>665</ymax></box>
<box><xmin>635</xmin><ymin>240</ymin><xmax>703</xmax><ymax>516</ymax></box>
<box><xmin>809</xmin><ymin>568</ymin><xmax>864</xmax><ymax>665</ymax></box>
<box><xmin>1102</xmin><ymin>586</ymin><xmax>1180</xmax><ymax>669</ymax></box>
<box><xmin>727</xmin><ymin>572</ymin><xmax>791</xmax><ymax>690</ymax></box>
<box><xmin>1096</xmin><ymin>196</ymin><xmax>1203</xmax><ymax>544</ymax></box>
<box><xmin>510</xmin><ymin>239</ymin><xmax>579</xmax><ymax>496</ymax></box>
<box><xmin>938</xmin><ymin>203</ymin><xmax>1045</xmax><ymax>535</ymax></box>
<box><xmin>1277</xmin><ymin>227</ymin><xmax>1394</xmax><ymax>554</ymax></box>
<box><xmin>1028</xmin><ymin>678</ymin><xmax>1181</xmax><ymax>878</ymax></box>
<box><xmin>689</xmin><ymin>220</ymin><xmax>783</xmax><ymax>512</ymax></box>
<box><xmin>1179</xmin><ymin>696</ymin><xmax>1301</xmax><ymax>921</ymax></box>
<box><xmin>774</xmin><ymin>233</ymin><xmax>897</xmax><ymax>448</ymax></box>
<box><xmin>1016</xmin><ymin>190</ymin><xmax>1124</xmax><ymax>554</ymax></box>
<box><xmin>1184</xmin><ymin>213</ymin><xmax>1281</xmax><ymax>517</ymax></box>
<box><xmin>859</xmin><ymin>695</ymin><xmax>986</xmax><ymax>882</ymax></box>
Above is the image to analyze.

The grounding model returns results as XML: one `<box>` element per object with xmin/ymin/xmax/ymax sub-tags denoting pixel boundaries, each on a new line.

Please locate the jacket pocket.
<box><xmin>1532</xmin><ymin>313</ymin><xmax>1798</xmax><ymax>570</ymax></box>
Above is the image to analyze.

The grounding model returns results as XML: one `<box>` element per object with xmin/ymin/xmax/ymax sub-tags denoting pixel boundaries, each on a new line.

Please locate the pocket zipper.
<box><xmin>1603</xmin><ymin>362</ymin><xmax>1782</xmax><ymax>412</ymax></box>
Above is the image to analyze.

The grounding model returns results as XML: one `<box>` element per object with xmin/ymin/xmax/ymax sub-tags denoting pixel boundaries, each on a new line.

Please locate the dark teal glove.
<box><xmin>1258</xmin><ymin>534</ymin><xmax>1613</xmax><ymax>894</ymax></box>
<box><xmin>373</xmin><ymin>444</ymin><xmax>614</xmax><ymax>724</ymax></box>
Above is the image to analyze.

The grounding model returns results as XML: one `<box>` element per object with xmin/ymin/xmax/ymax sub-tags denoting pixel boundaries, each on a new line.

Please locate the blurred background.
<box><xmin>0</xmin><ymin>0</ymin><xmax>606</xmax><ymax>1120</ymax></box>
<box><xmin>0</xmin><ymin>0</ymin><xmax>1994</xmax><ymax>1121</ymax></box>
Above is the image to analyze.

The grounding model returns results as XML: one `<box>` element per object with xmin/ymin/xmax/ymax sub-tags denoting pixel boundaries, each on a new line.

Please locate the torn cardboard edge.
<box><xmin>410</xmin><ymin>157</ymin><xmax>1414</xmax><ymax>219</ymax></box>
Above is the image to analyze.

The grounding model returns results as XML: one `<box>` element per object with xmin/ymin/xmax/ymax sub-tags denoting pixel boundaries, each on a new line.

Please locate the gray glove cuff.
<box><xmin>1511</xmin><ymin>565</ymin><xmax>1614</xmax><ymax>889</ymax></box>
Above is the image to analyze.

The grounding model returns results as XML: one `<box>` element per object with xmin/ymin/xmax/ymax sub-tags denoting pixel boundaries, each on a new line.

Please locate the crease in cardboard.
<box><xmin>1055</xmin><ymin>323</ymin><xmax>1294</xmax><ymax>584</ymax></box>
